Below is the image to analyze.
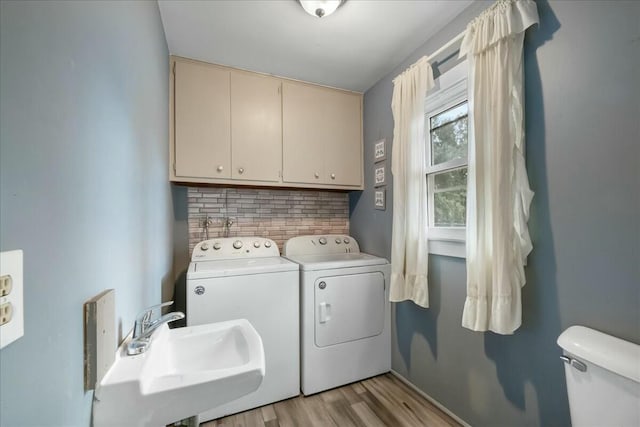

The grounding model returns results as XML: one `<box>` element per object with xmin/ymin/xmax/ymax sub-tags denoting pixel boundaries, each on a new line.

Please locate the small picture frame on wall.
<box><xmin>374</xmin><ymin>164</ymin><xmax>386</xmax><ymax>187</ymax></box>
<box><xmin>374</xmin><ymin>187</ymin><xmax>386</xmax><ymax>210</ymax></box>
<box><xmin>374</xmin><ymin>139</ymin><xmax>386</xmax><ymax>162</ymax></box>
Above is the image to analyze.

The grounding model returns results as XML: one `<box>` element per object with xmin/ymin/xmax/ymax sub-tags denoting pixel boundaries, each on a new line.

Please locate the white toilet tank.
<box><xmin>558</xmin><ymin>326</ymin><xmax>640</xmax><ymax>427</ymax></box>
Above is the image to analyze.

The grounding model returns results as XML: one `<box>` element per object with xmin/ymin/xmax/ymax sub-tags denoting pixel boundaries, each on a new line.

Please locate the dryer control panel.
<box><xmin>282</xmin><ymin>235</ymin><xmax>360</xmax><ymax>256</ymax></box>
<box><xmin>192</xmin><ymin>237</ymin><xmax>280</xmax><ymax>261</ymax></box>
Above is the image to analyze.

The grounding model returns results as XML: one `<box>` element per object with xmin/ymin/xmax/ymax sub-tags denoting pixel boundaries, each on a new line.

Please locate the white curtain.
<box><xmin>390</xmin><ymin>57</ymin><xmax>434</xmax><ymax>308</ymax></box>
<box><xmin>460</xmin><ymin>0</ymin><xmax>538</xmax><ymax>334</ymax></box>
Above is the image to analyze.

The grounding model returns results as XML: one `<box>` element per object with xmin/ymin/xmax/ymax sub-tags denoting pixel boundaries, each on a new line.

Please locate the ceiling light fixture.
<box><xmin>299</xmin><ymin>0</ymin><xmax>345</xmax><ymax>18</ymax></box>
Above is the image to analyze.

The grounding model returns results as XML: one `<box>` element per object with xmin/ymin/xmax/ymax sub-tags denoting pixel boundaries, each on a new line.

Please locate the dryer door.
<box><xmin>314</xmin><ymin>272</ymin><xmax>385</xmax><ymax>347</ymax></box>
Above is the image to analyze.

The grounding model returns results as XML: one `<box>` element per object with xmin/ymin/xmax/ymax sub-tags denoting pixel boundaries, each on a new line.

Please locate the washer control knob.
<box><xmin>213</xmin><ymin>242</ymin><xmax>222</xmax><ymax>250</ymax></box>
<box><xmin>335</xmin><ymin>238</ymin><xmax>342</xmax><ymax>244</ymax></box>
<box><xmin>201</xmin><ymin>243</ymin><xmax>209</xmax><ymax>251</ymax></box>
<box><xmin>264</xmin><ymin>241</ymin><xmax>272</xmax><ymax>248</ymax></box>
<box><xmin>194</xmin><ymin>286</ymin><xmax>205</xmax><ymax>295</ymax></box>
<box><xmin>319</xmin><ymin>237</ymin><xmax>327</xmax><ymax>245</ymax></box>
<box><xmin>343</xmin><ymin>237</ymin><xmax>350</xmax><ymax>244</ymax></box>
<box><xmin>233</xmin><ymin>240</ymin><xmax>243</xmax><ymax>249</ymax></box>
<box><xmin>253</xmin><ymin>241</ymin><xmax>261</xmax><ymax>248</ymax></box>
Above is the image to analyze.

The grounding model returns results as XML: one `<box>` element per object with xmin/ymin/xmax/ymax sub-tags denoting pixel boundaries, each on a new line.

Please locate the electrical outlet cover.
<box><xmin>0</xmin><ymin>250</ymin><xmax>24</xmax><ymax>349</ymax></box>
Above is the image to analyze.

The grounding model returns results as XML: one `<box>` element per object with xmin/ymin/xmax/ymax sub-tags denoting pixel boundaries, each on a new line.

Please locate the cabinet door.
<box><xmin>282</xmin><ymin>82</ymin><xmax>327</xmax><ymax>185</ymax></box>
<box><xmin>323</xmin><ymin>91</ymin><xmax>362</xmax><ymax>186</ymax></box>
<box><xmin>174</xmin><ymin>61</ymin><xmax>231</xmax><ymax>179</ymax></box>
<box><xmin>283</xmin><ymin>82</ymin><xmax>362</xmax><ymax>186</ymax></box>
<box><xmin>231</xmin><ymin>72</ymin><xmax>282</xmax><ymax>182</ymax></box>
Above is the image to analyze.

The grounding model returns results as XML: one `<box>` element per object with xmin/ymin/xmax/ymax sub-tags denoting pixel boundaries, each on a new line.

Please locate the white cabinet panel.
<box><xmin>231</xmin><ymin>71</ymin><xmax>282</xmax><ymax>182</ymax></box>
<box><xmin>325</xmin><ymin>91</ymin><xmax>362</xmax><ymax>186</ymax></box>
<box><xmin>282</xmin><ymin>82</ymin><xmax>326</xmax><ymax>185</ymax></box>
<box><xmin>174</xmin><ymin>61</ymin><xmax>230</xmax><ymax>179</ymax></box>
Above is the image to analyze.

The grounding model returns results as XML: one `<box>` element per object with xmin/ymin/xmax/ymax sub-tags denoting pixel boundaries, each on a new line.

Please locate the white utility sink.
<box><xmin>93</xmin><ymin>319</ymin><xmax>264</xmax><ymax>427</ymax></box>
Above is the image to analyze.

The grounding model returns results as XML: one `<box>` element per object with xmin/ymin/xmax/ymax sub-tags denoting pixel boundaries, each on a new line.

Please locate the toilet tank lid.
<box><xmin>557</xmin><ymin>326</ymin><xmax>640</xmax><ymax>383</ymax></box>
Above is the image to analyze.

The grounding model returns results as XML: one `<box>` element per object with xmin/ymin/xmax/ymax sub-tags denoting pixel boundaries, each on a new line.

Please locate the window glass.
<box><xmin>430</xmin><ymin>102</ymin><xmax>467</xmax><ymax>128</ymax></box>
<box><xmin>430</xmin><ymin>101</ymin><xmax>468</xmax><ymax>166</ymax></box>
<box><xmin>433</xmin><ymin>168</ymin><xmax>467</xmax><ymax>227</ymax></box>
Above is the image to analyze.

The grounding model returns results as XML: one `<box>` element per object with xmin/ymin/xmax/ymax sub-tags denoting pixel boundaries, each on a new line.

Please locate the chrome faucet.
<box><xmin>127</xmin><ymin>301</ymin><xmax>185</xmax><ymax>356</ymax></box>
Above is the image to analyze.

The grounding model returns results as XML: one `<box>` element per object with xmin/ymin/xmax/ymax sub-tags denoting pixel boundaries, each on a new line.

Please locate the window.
<box><xmin>425</xmin><ymin>61</ymin><xmax>468</xmax><ymax>257</ymax></box>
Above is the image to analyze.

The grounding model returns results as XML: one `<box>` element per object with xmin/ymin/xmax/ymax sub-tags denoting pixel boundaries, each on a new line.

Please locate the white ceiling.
<box><xmin>158</xmin><ymin>0</ymin><xmax>473</xmax><ymax>93</ymax></box>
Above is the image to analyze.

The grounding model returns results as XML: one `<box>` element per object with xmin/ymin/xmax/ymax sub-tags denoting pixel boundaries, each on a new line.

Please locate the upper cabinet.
<box><xmin>174</xmin><ymin>61</ymin><xmax>231</xmax><ymax>179</ymax></box>
<box><xmin>170</xmin><ymin>57</ymin><xmax>363</xmax><ymax>190</ymax></box>
<box><xmin>231</xmin><ymin>71</ymin><xmax>282</xmax><ymax>182</ymax></box>
<box><xmin>282</xmin><ymin>81</ymin><xmax>362</xmax><ymax>187</ymax></box>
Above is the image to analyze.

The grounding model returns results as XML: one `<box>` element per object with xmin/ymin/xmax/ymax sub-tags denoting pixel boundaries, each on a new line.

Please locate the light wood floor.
<box><xmin>201</xmin><ymin>374</ymin><xmax>461</xmax><ymax>427</ymax></box>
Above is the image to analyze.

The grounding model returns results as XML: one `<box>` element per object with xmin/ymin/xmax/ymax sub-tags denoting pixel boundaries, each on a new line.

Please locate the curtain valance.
<box><xmin>460</xmin><ymin>0</ymin><xmax>539</xmax><ymax>56</ymax></box>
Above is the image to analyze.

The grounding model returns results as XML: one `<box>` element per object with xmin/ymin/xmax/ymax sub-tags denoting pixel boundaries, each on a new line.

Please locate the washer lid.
<box><xmin>285</xmin><ymin>253</ymin><xmax>389</xmax><ymax>271</ymax></box>
<box><xmin>188</xmin><ymin>257</ymin><xmax>298</xmax><ymax>279</ymax></box>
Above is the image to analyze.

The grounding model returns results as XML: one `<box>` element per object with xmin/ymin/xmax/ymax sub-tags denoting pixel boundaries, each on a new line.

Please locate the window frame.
<box><xmin>424</xmin><ymin>61</ymin><xmax>468</xmax><ymax>258</ymax></box>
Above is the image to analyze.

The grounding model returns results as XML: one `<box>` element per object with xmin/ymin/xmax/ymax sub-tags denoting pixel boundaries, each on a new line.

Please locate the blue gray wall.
<box><xmin>0</xmin><ymin>1</ymin><xmax>172</xmax><ymax>426</ymax></box>
<box><xmin>350</xmin><ymin>1</ymin><xmax>640</xmax><ymax>426</ymax></box>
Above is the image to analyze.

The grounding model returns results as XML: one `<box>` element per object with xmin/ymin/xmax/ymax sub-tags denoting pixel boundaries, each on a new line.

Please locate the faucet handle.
<box><xmin>137</xmin><ymin>300</ymin><xmax>174</xmax><ymax>321</ymax></box>
<box><xmin>134</xmin><ymin>301</ymin><xmax>175</xmax><ymax>337</ymax></box>
<box><xmin>144</xmin><ymin>300</ymin><xmax>174</xmax><ymax>317</ymax></box>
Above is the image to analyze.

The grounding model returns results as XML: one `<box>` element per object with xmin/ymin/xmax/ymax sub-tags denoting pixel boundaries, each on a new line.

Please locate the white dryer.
<box><xmin>283</xmin><ymin>234</ymin><xmax>391</xmax><ymax>395</ymax></box>
<box><xmin>187</xmin><ymin>237</ymin><xmax>299</xmax><ymax>421</ymax></box>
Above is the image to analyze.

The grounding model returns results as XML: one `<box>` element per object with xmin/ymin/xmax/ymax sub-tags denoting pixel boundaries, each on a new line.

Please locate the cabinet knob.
<box><xmin>330</xmin><ymin>173</ymin><xmax>336</xmax><ymax>180</ymax></box>
<box><xmin>314</xmin><ymin>172</ymin><xmax>320</xmax><ymax>179</ymax></box>
<box><xmin>238</xmin><ymin>167</ymin><xmax>244</xmax><ymax>174</ymax></box>
<box><xmin>216</xmin><ymin>165</ymin><xmax>223</xmax><ymax>172</ymax></box>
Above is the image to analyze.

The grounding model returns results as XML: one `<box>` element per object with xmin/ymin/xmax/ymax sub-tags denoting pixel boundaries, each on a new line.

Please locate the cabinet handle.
<box><xmin>330</xmin><ymin>173</ymin><xmax>336</xmax><ymax>180</ymax></box>
<box><xmin>314</xmin><ymin>172</ymin><xmax>320</xmax><ymax>179</ymax></box>
<box><xmin>217</xmin><ymin>165</ymin><xmax>224</xmax><ymax>172</ymax></box>
<box><xmin>238</xmin><ymin>167</ymin><xmax>244</xmax><ymax>174</ymax></box>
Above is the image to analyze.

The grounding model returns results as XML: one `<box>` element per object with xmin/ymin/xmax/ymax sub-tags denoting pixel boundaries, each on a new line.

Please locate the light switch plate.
<box><xmin>0</xmin><ymin>250</ymin><xmax>24</xmax><ymax>349</ymax></box>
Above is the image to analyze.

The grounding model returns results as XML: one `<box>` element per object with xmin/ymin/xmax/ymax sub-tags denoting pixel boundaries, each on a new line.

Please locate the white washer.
<box><xmin>283</xmin><ymin>234</ymin><xmax>391</xmax><ymax>395</ymax></box>
<box><xmin>187</xmin><ymin>237</ymin><xmax>299</xmax><ymax>422</ymax></box>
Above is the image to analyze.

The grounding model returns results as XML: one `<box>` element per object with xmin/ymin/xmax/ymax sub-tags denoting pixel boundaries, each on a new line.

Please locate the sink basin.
<box><xmin>93</xmin><ymin>319</ymin><xmax>264</xmax><ymax>427</ymax></box>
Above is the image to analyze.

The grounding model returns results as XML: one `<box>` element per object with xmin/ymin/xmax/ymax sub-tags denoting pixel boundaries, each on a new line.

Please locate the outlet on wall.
<box><xmin>0</xmin><ymin>250</ymin><xmax>24</xmax><ymax>349</ymax></box>
<box><xmin>0</xmin><ymin>302</ymin><xmax>13</xmax><ymax>325</ymax></box>
<box><xmin>0</xmin><ymin>274</ymin><xmax>13</xmax><ymax>297</ymax></box>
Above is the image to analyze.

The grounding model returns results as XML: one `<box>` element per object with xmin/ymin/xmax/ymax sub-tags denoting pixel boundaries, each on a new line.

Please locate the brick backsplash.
<box><xmin>187</xmin><ymin>187</ymin><xmax>349</xmax><ymax>254</ymax></box>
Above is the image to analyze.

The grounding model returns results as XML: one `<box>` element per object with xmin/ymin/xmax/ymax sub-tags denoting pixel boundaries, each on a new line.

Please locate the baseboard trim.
<box><xmin>390</xmin><ymin>370</ymin><xmax>471</xmax><ymax>427</ymax></box>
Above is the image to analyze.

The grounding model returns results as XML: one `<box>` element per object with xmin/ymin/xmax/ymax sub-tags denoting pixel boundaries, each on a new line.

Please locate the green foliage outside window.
<box><xmin>434</xmin><ymin>168</ymin><xmax>467</xmax><ymax>227</ymax></box>
<box><xmin>429</xmin><ymin>102</ymin><xmax>468</xmax><ymax>228</ymax></box>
